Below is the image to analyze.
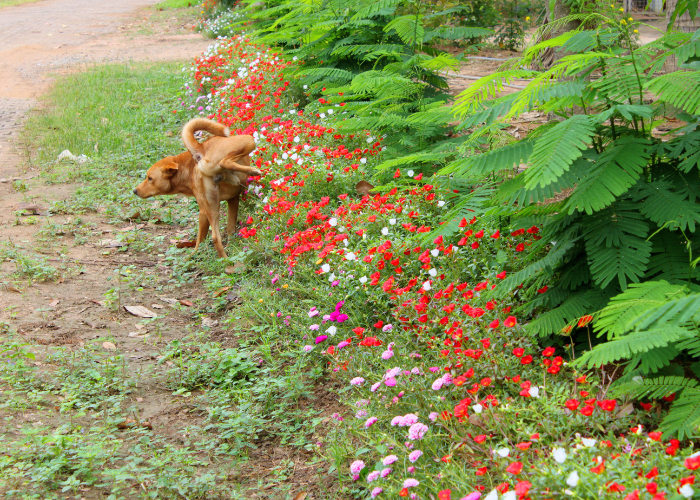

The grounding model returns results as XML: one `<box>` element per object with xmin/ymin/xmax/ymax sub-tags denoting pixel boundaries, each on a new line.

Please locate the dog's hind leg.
<box><xmin>226</xmin><ymin>195</ymin><xmax>240</xmax><ymax>235</ymax></box>
<box><xmin>220</xmin><ymin>153</ymin><xmax>262</xmax><ymax>177</ymax></box>
<box><xmin>201</xmin><ymin>176</ymin><xmax>227</xmax><ymax>258</ymax></box>
<box><xmin>193</xmin><ymin>210</ymin><xmax>210</xmax><ymax>253</ymax></box>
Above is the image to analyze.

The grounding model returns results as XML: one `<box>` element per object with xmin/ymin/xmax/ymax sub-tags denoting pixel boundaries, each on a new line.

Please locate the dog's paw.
<box><xmin>250</xmin><ymin>168</ymin><xmax>263</xmax><ymax>177</ymax></box>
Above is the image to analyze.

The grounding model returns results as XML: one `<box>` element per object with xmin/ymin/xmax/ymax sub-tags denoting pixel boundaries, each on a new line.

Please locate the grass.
<box><xmin>2</xmin><ymin>62</ymin><xmax>337</xmax><ymax>499</ymax></box>
<box><xmin>156</xmin><ymin>0</ymin><xmax>200</xmax><ymax>8</ymax></box>
<box><xmin>0</xmin><ymin>0</ymin><xmax>42</xmax><ymax>8</ymax></box>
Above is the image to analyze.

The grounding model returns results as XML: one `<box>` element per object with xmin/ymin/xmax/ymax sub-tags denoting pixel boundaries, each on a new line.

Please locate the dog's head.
<box><xmin>133</xmin><ymin>158</ymin><xmax>179</xmax><ymax>198</ymax></box>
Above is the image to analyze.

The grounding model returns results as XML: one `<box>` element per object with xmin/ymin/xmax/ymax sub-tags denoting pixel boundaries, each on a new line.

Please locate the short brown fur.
<box><xmin>133</xmin><ymin>119</ymin><xmax>261</xmax><ymax>258</ymax></box>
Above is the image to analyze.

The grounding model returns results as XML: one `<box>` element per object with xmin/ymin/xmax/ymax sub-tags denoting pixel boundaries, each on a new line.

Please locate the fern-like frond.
<box><xmin>576</xmin><ymin>327</ymin><xmax>693</xmax><ymax>369</ymax></box>
<box><xmin>634</xmin><ymin>181</ymin><xmax>700</xmax><ymax>232</ymax></box>
<box><xmin>526</xmin><ymin>290</ymin><xmax>597</xmax><ymax>337</ymax></box>
<box><xmin>423</xmin><ymin>26</ymin><xmax>492</xmax><ymax>42</ymax></box>
<box><xmin>523</xmin><ymin>115</ymin><xmax>596</xmax><ymax>190</ymax></box>
<box><xmin>584</xmin><ymin>204</ymin><xmax>652</xmax><ymax>289</ymax></box>
<box><xmin>564</xmin><ymin>136</ymin><xmax>649</xmax><ymax>215</ymax></box>
<box><xmin>646</xmin><ymin>70</ymin><xmax>700</xmax><ymax>116</ymax></box>
<box><xmin>440</xmin><ymin>140</ymin><xmax>534</xmax><ymax>177</ymax></box>
<box><xmin>646</xmin><ymin>230</ymin><xmax>694</xmax><ymax>283</ymax></box>
<box><xmin>384</xmin><ymin>15</ymin><xmax>425</xmax><ymax>47</ymax></box>
<box><xmin>630</xmin><ymin>292</ymin><xmax>700</xmax><ymax>331</ymax></box>
<box><xmin>351</xmin><ymin>0</ymin><xmax>401</xmax><ymax>20</ymax></box>
<box><xmin>452</xmin><ymin>70</ymin><xmax>537</xmax><ymax>116</ymax></box>
<box><xmin>593</xmin><ymin>280</ymin><xmax>686</xmax><ymax>339</ymax></box>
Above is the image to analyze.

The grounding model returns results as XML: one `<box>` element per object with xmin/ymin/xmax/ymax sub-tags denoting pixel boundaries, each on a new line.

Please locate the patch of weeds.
<box><xmin>35</xmin><ymin>217</ymin><xmax>96</xmax><ymax>246</ymax></box>
<box><xmin>0</xmin><ymin>241</ymin><xmax>59</xmax><ymax>283</ymax></box>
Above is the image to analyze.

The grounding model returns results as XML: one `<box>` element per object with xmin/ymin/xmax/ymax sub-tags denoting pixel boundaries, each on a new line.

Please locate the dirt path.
<box><xmin>0</xmin><ymin>0</ymin><xmax>211</xmax><ymax>182</ymax></box>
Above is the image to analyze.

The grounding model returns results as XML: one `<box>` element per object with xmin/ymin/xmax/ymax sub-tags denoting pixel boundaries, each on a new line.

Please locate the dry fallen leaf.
<box><xmin>5</xmin><ymin>284</ymin><xmax>21</xmax><ymax>293</ymax></box>
<box><xmin>202</xmin><ymin>317</ymin><xmax>219</xmax><ymax>328</ymax></box>
<box><xmin>292</xmin><ymin>493</ymin><xmax>308</xmax><ymax>500</ymax></box>
<box><xmin>100</xmin><ymin>239</ymin><xmax>125</xmax><ymax>248</ymax></box>
<box><xmin>179</xmin><ymin>299</ymin><xmax>194</xmax><ymax>307</ymax></box>
<box><xmin>159</xmin><ymin>297</ymin><xmax>179</xmax><ymax>305</ymax></box>
<box><xmin>102</xmin><ymin>341</ymin><xmax>117</xmax><ymax>351</ymax></box>
<box><xmin>91</xmin><ymin>299</ymin><xmax>106</xmax><ymax>306</ymax></box>
<box><xmin>175</xmin><ymin>240</ymin><xmax>196</xmax><ymax>248</ymax></box>
<box><xmin>134</xmin><ymin>324</ymin><xmax>146</xmax><ymax>330</ymax></box>
<box><xmin>615</xmin><ymin>402</ymin><xmax>634</xmax><ymax>419</ymax></box>
<box><xmin>12</xmin><ymin>202</ymin><xmax>46</xmax><ymax>215</ymax></box>
<box><xmin>128</xmin><ymin>332</ymin><xmax>149</xmax><ymax>338</ymax></box>
<box><xmin>124</xmin><ymin>305</ymin><xmax>157</xmax><ymax>318</ymax></box>
<box><xmin>151</xmin><ymin>304</ymin><xmax>164</xmax><ymax>309</ymax></box>
<box><xmin>49</xmin><ymin>299</ymin><xmax>59</xmax><ymax>307</ymax></box>
<box><xmin>355</xmin><ymin>180</ymin><xmax>375</xmax><ymax>196</ymax></box>
<box><xmin>214</xmin><ymin>286</ymin><xmax>231</xmax><ymax>297</ymax></box>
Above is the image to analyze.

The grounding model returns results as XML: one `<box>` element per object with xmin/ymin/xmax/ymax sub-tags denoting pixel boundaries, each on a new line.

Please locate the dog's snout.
<box><xmin>133</xmin><ymin>188</ymin><xmax>138</xmax><ymax>195</ymax></box>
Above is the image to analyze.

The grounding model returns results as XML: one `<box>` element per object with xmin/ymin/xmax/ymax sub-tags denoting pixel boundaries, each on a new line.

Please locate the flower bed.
<box><xmin>178</xmin><ymin>35</ymin><xmax>700</xmax><ymax>499</ymax></box>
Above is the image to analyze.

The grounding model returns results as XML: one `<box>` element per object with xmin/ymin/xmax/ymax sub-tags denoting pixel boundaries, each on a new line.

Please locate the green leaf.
<box><xmin>634</xmin><ymin>181</ymin><xmax>700</xmax><ymax>232</ymax></box>
<box><xmin>564</xmin><ymin>136</ymin><xmax>649</xmax><ymax>215</ymax></box>
<box><xmin>523</xmin><ymin>115</ymin><xmax>596</xmax><ymax>189</ymax></box>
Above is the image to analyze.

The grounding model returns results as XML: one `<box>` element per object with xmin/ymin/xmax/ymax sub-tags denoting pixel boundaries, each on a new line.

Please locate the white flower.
<box><xmin>566</xmin><ymin>471</ymin><xmax>579</xmax><ymax>487</ymax></box>
<box><xmin>381</xmin><ymin>227</ymin><xmax>389</xmax><ymax>235</ymax></box>
<box><xmin>430</xmin><ymin>249</ymin><xmax>439</xmax><ymax>257</ymax></box>
<box><xmin>528</xmin><ymin>386</ymin><xmax>540</xmax><ymax>398</ymax></box>
<box><xmin>359</xmin><ymin>276</ymin><xmax>368</xmax><ymax>284</ymax></box>
<box><xmin>437</xmin><ymin>200</ymin><xmax>446</xmax><ymax>208</ymax></box>
<box><xmin>428</xmin><ymin>268</ymin><xmax>437</xmax><ymax>277</ymax></box>
<box><xmin>407</xmin><ymin>170</ymin><xmax>414</xmax><ymax>177</ymax></box>
<box><xmin>581</xmin><ymin>438</ymin><xmax>596</xmax><ymax>448</ymax></box>
<box><xmin>321</xmin><ymin>264</ymin><xmax>330</xmax><ymax>273</ymax></box>
<box><xmin>680</xmin><ymin>484</ymin><xmax>694</xmax><ymax>498</ymax></box>
<box><xmin>346</xmin><ymin>252</ymin><xmax>356</xmax><ymax>261</ymax></box>
<box><xmin>329</xmin><ymin>217</ymin><xmax>338</xmax><ymax>227</ymax></box>
<box><xmin>473</xmin><ymin>404</ymin><xmax>483</xmax><ymax>414</ymax></box>
<box><xmin>389</xmin><ymin>218</ymin><xmax>397</xmax><ymax>225</ymax></box>
<box><xmin>326</xmin><ymin>325</ymin><xmax>337</xmax><ymax>335</ymax></box>
<box><xmin>502</xmin><ymin>492</ymin><xmax>516</xmax><ymax>500</ymax></box>
<box><xmin>328</xmin><ymin>273</ymin><xmax>336</xmax><ymax>282</ymax></box>
<box><xmin>328</xmin><ymin>109</ymin><xmax>334</xmax><ymax>115</ymax></box>
<box><xmin>552</xmin><ymin>448</ymin><xmax>567</xmax><ymax>464</ymax></box>
<box><xmin>484</xmin><ymin>490</ymin><xmax>499</xmax><ymax>500</ymax></box>
<box><xmin>360</xmin><ymin>158</ymin><xmax>367</xmax><ymax>164</ymax></box>
<box><xmin>303</xmin><ymin>84</ymin><xmax>308</xmax><ymax>89</ymax></box>
<box><xmin>422</xmin><ymin>281</ymin><xmax>431</xmax><ymax>291</ymax></box>
<box><xmin>320</xmin><ymin>113</ymin><xmax>326</xmax><ymax>118</ymax></box>
<box><xmin>496</xmin><ymin>447</ymin><xmax>510</xmax><ymax>458</ymax></box>
<box><xmin>564</xmin><ymin>490</ymin><xmax>575</xmax><ymax>496</ymax></box>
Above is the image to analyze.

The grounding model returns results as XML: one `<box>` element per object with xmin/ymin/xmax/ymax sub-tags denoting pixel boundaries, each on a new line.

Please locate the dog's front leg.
<box><xmin>202</xmin><ymin>177</ymin><xmax>227</xmax><ymax>258</ymax></box>
<box><xmin>193</xmin><ymin>210</ymin><xmax>210</xmax><ymax>253</ymax></box>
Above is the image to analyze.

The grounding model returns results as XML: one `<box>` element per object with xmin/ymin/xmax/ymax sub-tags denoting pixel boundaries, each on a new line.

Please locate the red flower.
<box><xmin>515</xmin><ymin>481</ymin><xmax>531</xmax><ymax>497</ymax></box>
<box><xmin>512</xmin><ymin>347</ymin><xmax>524</xmax><ymax>358</ymax></box>
<box><xmin>399</xmin><ymin>488</ymin><xmax>409</xmax><ymax>497</ymax></box>
<box><xmin>646</xmin><ymin>483</ymin><xmax>658</xmax><ymax>494</ymax></box>
<box><xmin>537</xmin><ymin>286</ymin><xmax>548</xmax><ymax>294</ymax></box>
<box><xmin>645</xmin><ymin>467</ymin><xmax>659</xmax><ymax>479</ymax></box>
<box><xmin>489</xmin><ymin>319</ymin><xmax>500</xmax><ymax>328</ymax></box>
<box><xmin>597</xmin><ymin>399</ymin><xmax>617</xmax><ymax>412</ymax></box>
<box><xmin>504</xmin><ymin>316</ymin><xmax>517</xmax><ymax>328</ymax></box>
<box><xmin>590</xmin><ymin>462</ymin><xmax>606</xmax><ymax>474</ymax></box>
<box><xmin>608</xmin><ymin>482</ymin><xmax>626</xmax><ymax>493</ymax></box>
<box><xmin>565</xmin><ymin>399</ymin><xmax>580</xmax><ymax>411</ymax></box>
<box><xmin>624</xmin><ymin>490</ymin><xmax>640</xmax><ymax>500</ymax></box>
<box><xmin>474</xmin><ymin>435</ymin><xmax>488</xmax><ymax>444</ymax></box>
<box><xmin>685</xmin><ymin>455</ymin><xmax>700</xmax><ymax>470</ymax></box>
<box><xmin>475</xmin><ymin>230</ymin><xmax>484</xmax><ymax>238</ymax></box>
<box><xmin>648</xmin><ymin>431</ymin><xmax>662</xmax><ymax>442</ymax></box>
<box><xmin>520</xmin><ymin>355</ymin><xmax>533</xmax><ymax>365</ymax></box>
<box><xmin>516</xmin><ymin>442</ymin><xmax>531</xmax><ymax>450</ymax></box>
<box><xmin>471</xmin><ymin>241</ymin><xmax>480</xmax><ymax>250</ymax></box>
<box><xmin>515</xmin><ymin>243</ymin><xmax>524</xmax><ymax>252</ymax></box>
<box><xmin>475</xmin><ymin>466</ymin><xmax>487</xmax><ymax>475</ymax></box>
<box><xmin>666</xmin><ymin>439</ymin><xmax>680</xmax><ymax>456</ymax></box>
<box><xmin>542</xmin><ymin>347</ymin><xmax>555</xmax><ymax>357</ymax></box>
<box><xmin>506</xmin><ymin>461</ymin><xmax>523</xmax><ymax>475</ymax></box>
<box><xmin>496</xmin><ymin>270</ymin><xmax>506</xmax><ymax>279</ymax></box>
<box><xmin>394</xmin><ymin>169</ymin><xmax>401</xmax><ymax>178</ymax></box>
<box><xmin>662</xmin><ymin>392</ymin><xmax>676</xmax><ymax>402</ymax></box>
<box><xmin>438</xmin><ymin>490</ymin><xmax>451</xmax><ymax>500</ymax></box>
<box><xmin>580</xmin><ymin>405</ymin><xmax>595</xmax><ymax>416</ymax></box>
<box><xmin>491</xmin><ymin>230</ymin><xmax>500</xmax><ymax>239</ymax></box>
<box><xmin>640</xmin><ymin>402</ymin><xmax>652</xmax><ymax>411</ymax></box>
<box><xmin>577</xmin><ymin>315</ymin><xmax>593</xmax><ymax>327</ymax></box>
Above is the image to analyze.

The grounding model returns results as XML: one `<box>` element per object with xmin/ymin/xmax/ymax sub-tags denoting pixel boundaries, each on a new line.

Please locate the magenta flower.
<box><xmin>355</xmin><ymin>409</ymin><xmax>368</xmax><ymax>418</ymax></box>
<box><xmin>308</xmin><ymin>307</ymin><xmax>319</xmax><ymax>317</ymax></box>
<box><xmin>365</xmin><ymin>417</ymin><xmax>378</xmax><ymax>428</ymax></box>
<box><xmin>337</xmin><ymin>340</ymin><xmax>350</xmax><ymax>349</ymax></box>
<box><xmin>384</xmin><ymin>378</ymin><xmax>396</xmax><ymax>387</ymax></box>
<box><xmin>431</xmin><ymin>378</ymin><xmax>444</xmax><ymax>390</ymax></box>
<box><xmin>331</xmin><ymin>412</ymin><xmax>344</xmax><ymax>422</ymax></box>
<box><xmin>461</xmin><ymin>493</ymin><xmax>482</xmax><ymax>500</ymax></box>
<box><xmin>314</xmin><ymin>335</ymin><xmax>327</xmax><ymax>344</ymax></box>
<box><xmin>408</xmin><ymin>423</ymin><xmax>428</xmax><ymax>441</ymax></box>
<box><xmin>350</xmin><ymin>460</ymin><xmax>365</xmax><ymax>475</ymax></box>
<box><xmin>382</xmin><ymin>324</ymin><xmax>393</xmax><ymax>332</ymax></box>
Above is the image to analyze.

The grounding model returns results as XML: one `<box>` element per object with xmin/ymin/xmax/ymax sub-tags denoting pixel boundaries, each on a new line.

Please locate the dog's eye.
<box><xmin>147</xmin><ymin>176</ymin><xmax>153</xmax><ymax>181</ymax></box>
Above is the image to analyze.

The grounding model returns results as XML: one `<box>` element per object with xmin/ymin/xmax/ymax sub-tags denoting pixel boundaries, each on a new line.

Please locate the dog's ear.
<box><xmin>163</xmin><ymin>162</ymin><xmax>179</xmax><ymax>177</ymax></box>
<box><xmin>193</xmin><ymin>152</ymin><xmax>203</xmax><ymax>163</ymax></box>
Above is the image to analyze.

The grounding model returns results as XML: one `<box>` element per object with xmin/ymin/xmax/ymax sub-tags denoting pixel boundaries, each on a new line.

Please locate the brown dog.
<box><xmin>133</xmin><ymin>119</ymin><xmax>261</xmax><ymax>258</ymax></box>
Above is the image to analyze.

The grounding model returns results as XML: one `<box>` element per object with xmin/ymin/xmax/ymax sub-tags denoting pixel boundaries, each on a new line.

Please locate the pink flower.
<box><xmin>429</xmin><ymin>412</ymin><xmax>439</xmax><ymax>422</ymax></box>
<box><xmin>380</xmin><ymin>468</ymin><xmax>392</xmax><ymax>478</ymax></box>
<box><xmin>381</xmin><ymin>350</ymin><xmax>394</xmax><ymax>360</ymax></box>
<box><xmin>337</xmin><ymin>341</ymin><xmax>350</xmax><ymax>349</ymax></box>
<box><xmin>308</xmin><ymin>307</ymin><xmax>319</xmax><ymax>317</ymax></box>
<box><xmin>408</xmin><ymin>423</ymin><xmax>428</xmax><ymax>441</ymax></box>
<box><xmin>404</xmin><ymin>478</ymin><xmax>420</xmax><ymax>488</ymax></box>
<box><xmin>350</xmin><ymin>460</ymin><xmax>365</xmax><ymax>475</ymax></box>
<box><xmin>355</xmin><ymin>409</ymin><xmax>368</xmax><ymax>418</ymax></box>
<box><xmin>382</xmin><ymin>324</ymin><xmax>393</xmax><ymax>332</ymax></box>
<box><xmin>350</xmin><ymin>377</ymin><xmax>365</xmax><ymax>386</ymax></box>
<box><xmin>365</xmin><ymin>417</ymin><xmax>378</xmax><ymax>428</ymax></box>
<box><xmin>408</xmin><ymin>466</ymin><xmax>415</xmax><ymax>473</ymax></box>
<box><xmin>408</xmin><ymin>450</ymin><xmax>423</xmax><ymax>463</ymax></box>
<box><xmin>383</xmin><ymin>455</ymin><xmax>398</xmax><ymax>466</ymax></box>
<box><xmin>402</xmin><ymin>413</ymin><xmax>419</xmax><ymax>426</ymax></box>
<box><xmin>331</xmin><ymin>413</ymin><xmax>344</xmax><ymax>422</ymax></box>
<box><xmin>385</xmin><ymin>378</ymin><xmax>397</xmax><ymax>387</ymax></box>
<box><xmin>367</xmin><ymin>471</ymin><xmax>380</xmax><ymax>482</ymax></box>
<box><xmin>391</xmin><ymin>416</ymin><xmax>405</xmax><ymax>426</ymax></box>
<box><xmin>461</xmin><ymin>493</ymin><xmax>482</xmax><ymax>500</ymax></box>
<box><xmin>371</xmin><ymin>382</ymin><xmax>381</xmax><ymax>392</ymax></box>
<box><xmin>371</xmin><ymin>487</ymin><xmax>383</xmax><ymax>498</ymax></box>
<box><xmin>431</xmin><ymin>378</ymin><xmax>444</xmax><ymax>390</ymax></box>
<box><xmin>303</xmin><ymin>345</ymin><xmax>313</xmax><ymax>352</ymax></box>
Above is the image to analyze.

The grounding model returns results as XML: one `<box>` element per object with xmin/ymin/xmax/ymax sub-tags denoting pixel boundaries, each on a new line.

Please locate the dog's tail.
<box><xmin>181</xmin><ymin>118</ymin><xmax>230</xmax><ymax>162</ymax></box>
